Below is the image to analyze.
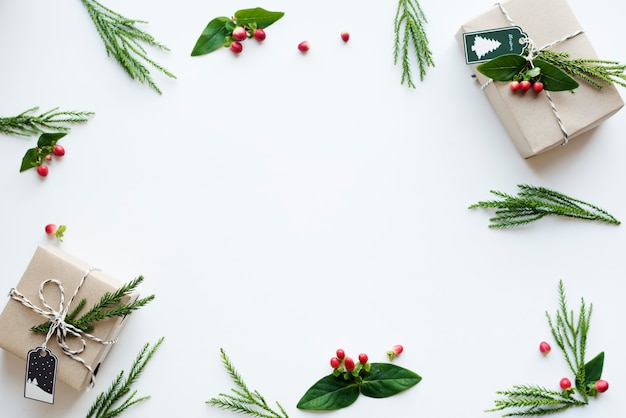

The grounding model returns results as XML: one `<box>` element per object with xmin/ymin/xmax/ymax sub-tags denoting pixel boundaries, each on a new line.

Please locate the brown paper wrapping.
<box><xmin>0</xmin><ymin>246</ymin><xmax>136</xmax><ymax>391</ymax></box>
<box><xmin>456</xmin><ymin>0</ymin><xmax>624</xmax><ymax>158</ymax></box>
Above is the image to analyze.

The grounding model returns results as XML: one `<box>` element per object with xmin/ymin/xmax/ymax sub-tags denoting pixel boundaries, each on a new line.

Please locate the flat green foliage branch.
<box><xmin>80</xmin><ymin>0</ymin><xmax>175</xmax><ymax>94</ymax></box>
<box><xmin>0</xmin><ymin>107</ymin><xmax>93</xmax><ymax>137</ymax></box>
<box><xmin>469</xmin><ymin>184</ymin><xmax>620</xmax><ymax>228</ymax></box>
<box><xmin>86</xmin><ymin>337</ymin><xmax>164</xmax><ymax>418</ymax></box>
<box><xmin>206</xmin><ymin>348</ymin><xmax>289</xmax><ymax>418</ymax></box>
<box><xmin>477</xmin><ymin>50</ymin><xmax>626</xmax><ymax>91</ymax></box>
<box><xmin>191</xmin><ymin>8</ymin><xmax>284</xmax><ymax>56</ymax></box>
<box><xmin>393</xmin><ymin>0</ymin><xmax>434</xmax><ymax>88</ymax></box>
<box><xmin>297</xmin><ymin>362</ymin><xmax>422</xmax><ymax>410</ymax></box>
<box><xmin>488</xmin><ymin>281</ymin><xmax>606</xmax><ymax>416</ymax></box>
<box><xmin>31</xmin><ymin>276</ymin><xmax>155</xmax><ymax>334</ymax></box>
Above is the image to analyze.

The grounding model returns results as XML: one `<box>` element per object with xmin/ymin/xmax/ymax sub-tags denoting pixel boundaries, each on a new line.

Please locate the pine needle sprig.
<box><xmin>31</xmin><ymin>276</ymin><xmax>155</xmax><ymax>334</ymax></box>
<box><xmin>538</xmin><ymin>50</ymin><xmax>626</xmax><ymax>89</ymax></box>
<box><xmin>393</xmin><ymin>0</ymin><xmax>434</xmax><ymax>88</ymax></box>
<box><xmin>469</xmin><ymin>185</ymin><xmax>620</xmax><ymax>228</ymax></box>
<box><xmin>0</xmin><ymin>107</ymin><xmax>93</xmax><ymax>137</ymax></box>
<box><xmin>207</xmin><ymin>348</ymin><xmax>289</xmax><ymax>418</ymax></box>
<box><xmin>488</xmin><ymin>384</ymin><xmax>587</xmax><ymax>416</ymax></box>
<box><xmin>80</xmin><ymin>0</ymin><xmax>176</xmax><ymax>94</ymax></box>
<box><xmin>86</xmin><ymin>337</ymin><xmax>164</xmax><ymax>418</ymax></box>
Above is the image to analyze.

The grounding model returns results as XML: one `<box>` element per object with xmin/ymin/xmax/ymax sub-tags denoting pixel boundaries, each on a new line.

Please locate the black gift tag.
<box><xmin>463</xmin><ymin>26</ymin><xmax>528</xmax><ymax>64</ymax></box>
<box><xmin>24</xmin><ymin>347</ymin><xmax>58</xmax><ymax>404</ymax></box>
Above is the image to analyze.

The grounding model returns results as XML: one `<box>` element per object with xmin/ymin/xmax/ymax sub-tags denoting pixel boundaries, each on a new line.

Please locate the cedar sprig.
<box><xmin>207</xmin><ymin>348</ymin><xmax>289</xmax><ymax>418</ymax></box>
<box><xmin>0</xmin><ymin>106</ymin><xmax>93</xmax><ymax>137</ymax></box>
<box><xmin>393</xmin><ymin>0</ymin><xmax>434</xmax><ymax>88</ymax></box>
<box><xmin>31</xmin><ymin>276</ymin><xmax>155</xmax><ymax>334</ymax></box>
<box><xmin>487</xmin><ymin>281</ymin><xmax>606</xmax><ymax>416</ymax></box>
<box><xmin>86</xmin><ymin>337</ymin><xmax>164</xmax><ymax>418</ymax></box>
<box><xmin>538</xmin><ymin>50</ymin><xmax>626</xmax><ymax>89</ymax></box>
<box><xmin>80</xmin><ymin>0</ymin><xmax>176</xmax><ymax>94</ymax></box>
<box><xmin>469</xmin><ymin>184</ymin><xmax>620</xmax><ymax>228</ymax></box>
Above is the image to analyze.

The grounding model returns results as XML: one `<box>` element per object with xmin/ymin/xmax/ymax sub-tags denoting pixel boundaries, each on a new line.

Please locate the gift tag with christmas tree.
<box><xmin>24</xmin><ymin>347</ymin><xmax>58</xmax><ymax>404</ymax></box>
<box><xmin>463</xmin><ymin>26</ymin><xmax>528</xmax><ymax>64</ymax></box>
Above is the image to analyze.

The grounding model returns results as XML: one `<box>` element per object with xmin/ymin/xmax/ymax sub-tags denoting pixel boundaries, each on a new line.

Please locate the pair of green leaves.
<box><xmin>191</xmin><ymin>8</ymin><xmax>284</xmax><ymax>56</ymax></box>
<box><xmin>20</xmin><ymin>132</ymin><xmax>66</xmax><ymax>172</ymax></box>
<box><xmin>297</xmin><ymin>363</ymin><xmax>421</xmax><ymax>410</ymax></box>
<box><xmin>477</xmin><ymin>54</ymin><xmax>579</xmax><ymax>91</ymax></box>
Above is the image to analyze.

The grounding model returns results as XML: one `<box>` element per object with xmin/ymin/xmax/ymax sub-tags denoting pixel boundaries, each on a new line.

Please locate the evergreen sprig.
<box><xmin>487</xmin><ymin>281</ymin><xmax>606</xmax><ymax>416</ymax></box>
<box><xmin>469</xmin><ymin>184</ymin><xmax>620</xmax><ymax>228</ymax></box>
<box><xmin>80</xmin><ymin>0</ymin><xmax>176</xmax><ymax>94</ymax></box>
<box><xmin>393</xmin><ymin>0</ymin><xmax>434</xmax><ymax>88</ymax></box>
<box><xmin>538</xmin><ymin>50</ymin><xmax>626</xmax><ymax>89</ymax></box>
<box><xmin>0</xmin><ymin>107</ymin><xmax>93</xmax><ymax>137</ymax></box>
<box><xmin>86</xmin><ymin>337</ymin><xmax>164</xmax><ymax>418</ymax></box>
<box><xmin>31</xmin><ymin>276</ymin><xmax>155</xmax><ymax>334</ymax></box>
<box><xmin>207</xmin><ymin>348</ymin><xmax>289</xmax><ymax>418</ymax></box>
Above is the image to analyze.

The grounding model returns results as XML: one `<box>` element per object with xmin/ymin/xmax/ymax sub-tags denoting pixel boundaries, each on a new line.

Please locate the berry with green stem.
<box><xmin>230</xmin><ymin>42</ymin><xmax>243</xmax><ymax>54</ymax></box>
<box><xmin>387</xmin><ymin>344</ymin><xmax>404</xmax><ymax>361</ymax></box>
<box><xmin>232</xmin><ymin>26</ymin><xmax>247</xmax><ymax>42</ymax></box>
<box><xmin>520</xmin><ymin>80</ymin><xmax>531</xmax><ymax>91</ymax></box>
<box><xmin>539</xmin><ymin>341</ymin><xmax>551</xmax><ymax>354</ymax></box>
<box><xmin>344</xmin><ymin>357</ymin><xmax>355</xmax><ymax>371</ymax></box>
<box><xmin>510</xmin><ymin>81</ymin><xmax>520</xmax><ymax>91</ymax></box>
<box><xmin>330</xmin><ymin>357</ymin><xmax>340</xmax><ymax>369</ymax></box>
<box><xmin>53</xmin><ymin>144</ymin><xmax>65</xmax><ymax>156</ymax></box>
<box><xmin>45</xmin><ymin>224</ymin><xmax>66</xmax><ymax>242</ymax></box>
<box><xmin>253</xmin><ymin>28</ymin><xmax>266</xmax><ymax>41</ymax></box>
<box><xmin>358</xmin><ymin>353</ymin><xmax>368</xmax><ymax>364</ymax></box>
<box><xmin>595</xmin><ymin>380</ymin><xmax>609</xmax><ymax>393</ymax></box>
<box><xmin>36</xmin><ymin>165</ymin><xmax>49</xmax><ymax>177</ymax></box>
<box><xmin>560</xmin><ymin>377</ymin><xmax>572</xmax><ymax>390</ymax></box>
<box><xmin>336</xmin><ymin>349</ymin><xmax>345</xmax><ymax>360</ymax></box>
<box><xmin>533</xmin><ymin>81</ymin><xmax>544</xmax><ymax>93</ymax></box>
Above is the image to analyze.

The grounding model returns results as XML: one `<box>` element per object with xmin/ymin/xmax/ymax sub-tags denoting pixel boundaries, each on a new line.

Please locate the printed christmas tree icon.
<box><xmin>471</xmin><ymin>35</ymin><xmax>502</xmax><ymax>59</ymax></box>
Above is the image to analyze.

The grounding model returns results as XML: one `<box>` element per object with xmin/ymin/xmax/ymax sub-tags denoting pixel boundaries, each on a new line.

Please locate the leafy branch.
<box><xmin>31</xmin><ymin>276</ymin><xmax>155</xmax><ymax>334</ymax></box>
<box><xmin>469</xmin><ymin>184</ymin><xmax>620</xmax><ymax>228</ymax></box>
<box><xmin>0</xmin><ymin>107</ymin><xmax>93</xmax><ymax>137</ymax></box>
<box><xmin>538</xmin><ymin>50</ymin><xmax>626</xmax><ymax>89</ymax></box>
<box><xmin>80</xmin><ymin>0</ymin><xmax>176</xmax><ymax>94</ymax></box>
<box><xmin>487</xmin><ymin>281</ymin><xmax>607</xmax><ymax>416</ymax></box>
<box><xmin>207</xmin><ymin>348</ymin><xmax>289</xmax><ymax>418</ymax></box>
<box><xmin>86</xmin><ymin>337</ymin><xmax>164</xmax><ymax>418</ymax></box>
<box><xmin>393</xmin><ymin>0</ymin><xmax>434</xmax><ymax>88</ymax></box>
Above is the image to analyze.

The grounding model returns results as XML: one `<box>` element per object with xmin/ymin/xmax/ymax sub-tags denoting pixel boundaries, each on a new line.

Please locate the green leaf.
<box><xmin>234</xmin><ymin>8</ymin><xmax>284</xmax><ymax>29</ymax></box>
<box><xmin>191</xmin><ymin>16</ymin><xmax>231</xmax><ymax>56</ymax></box>
<box><xmin>583</xmin><ymin>352</ymin><xmax>604</xmax><ymax>386</ymax></box>
<box><xmin>360</xmin><ymin>363</ymin><xmax>422</xmax><ymax>398</ymax></box>
<box><xmin>37</xmin><ymin>132</ymin><xmax>66</xmax><ymax>147</ymax></box>
<box><xmin>477</xmin><ymin>54</ymin><xmax>527</xmax><ymax>81</ymax></box>
<box><xmin>297</xmin><ymin>374</ymin><xmax>360</xmax><ymax>410</ymax></box>
<box><xmin>534</xmin><ymin>59</ymin><xmax>579</xmax><ymax>91</ymax></box>
<box><xmin>20</xmin><ymin>148</ymin><xmax>39</xmax><ymax>172</ymax></box>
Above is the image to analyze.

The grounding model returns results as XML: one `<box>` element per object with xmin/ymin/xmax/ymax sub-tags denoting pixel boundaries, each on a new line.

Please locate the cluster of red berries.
<box><xmin>230</xmin><ymin>30</ymin><xmax>349</xmax><ymax>54</ymax></box>
<box><xmin>539</xmin><ymin>341</ymin><xmax>609</xmax><ymax>394</ymax></box>
<box><xmin>510</xmin><ymin>80</ymin><xmax>544</xmax><ymax>93</ymax></box>
<box><xmin>37</xmin><ymin>144</ymin><xmax>66</xmax><ymax>177</ymax></box>
<box><xmin>330</xmin><ymin>349</ymin><xmax>370</xmax><ymax>379</ymax></box>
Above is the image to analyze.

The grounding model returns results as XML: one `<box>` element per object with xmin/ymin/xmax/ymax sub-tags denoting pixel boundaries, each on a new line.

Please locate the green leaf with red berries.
<box><xmin>582</xmin><ymin>351</ymin><xmax>604</xmax><ymax>388</ymax></box>
<box><xmin>20</xmin><ymin>132</ymin><xmax>66</xmax><ymax>172</ymax></box>
<box><xmin>191</xmin><ymin>16</ymin><xmax>231</xmax><ymax>56</ymax></box>
<box><xmin>297</xmin><ymin>363</ymin><xmax>421</xmax><ymax>411</ymax></box>
<box><xmin>233</xmin><ymin>8</ymin><xmax>284</xmax><ymax>29</ymax></box>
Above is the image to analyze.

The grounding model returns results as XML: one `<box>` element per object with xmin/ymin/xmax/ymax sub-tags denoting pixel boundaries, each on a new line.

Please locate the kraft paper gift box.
<box><xmin>0</xmin><ymin>246</ymin><xmax>137</xmax><ymax>391</ymax></box>
<box><xmin>456</xmin><ymin>0</ymin><xmax>624</xmax><ymax>158</ymax></box>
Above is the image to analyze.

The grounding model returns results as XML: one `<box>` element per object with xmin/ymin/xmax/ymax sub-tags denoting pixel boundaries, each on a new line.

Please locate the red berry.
<box><xmin>253</xmin><ymin>28</ymin><xmax>266</xmax><ymax>41</ymax></box>
<box><xmin>45</xmin><ymin>154</ymin><xmax>53</xmax><ymax>161</ymax></box>
<box><xmin>232</xmin><ymin>26</ymin><xmax>247</xmax><ymax>41</ymax></box>
<box><xmin>230</xmin><ymin>41</ymin><xmax>243</xmax><ymax>54</ymax></box>
<box><xmin>330</xmin><ymin>357</ymin><xmax>340</xmax><ymax>369</ymax></box>
<box><xmin>341</xmin><ymin>32</ymin><xmax>350</xmax><ymax>42</ymax></box>
<box><xmin>298</xmin><ymin>41</ymin><xmax>310</xmax><ymax>52</ymax></box>
<box><xmin>336</xmin><ymin>349</ymin><xmax>345</xmax><ymax>360</ymax></box>
<box><xmin>358</xmin><ymin>353</ymin><xmax>368</xmax><ymax>364</ymax></box>
<box><xmin>595</xmin><ymin>379</ymin><xmax>609</xmax><ymax>393</ymax></box>
<box><xmin>519</xmin><ymin>80</ymin><xmax>531</xmax><ymax>91</ymax></box>
<box><xmin>539</xmin><ymin>341</ymin><xmax>551</xmax><ymax>354</ymax></box>
<box><xmin>560</xmin><ymin>377</ymin><xmax>572</xmax><ymax>390</ymax></box>
<box><xmin>392</xmin><ymin>344</ymin><xmax>404</xmax><ymax>355</ymax></box>
<box><xmin>53</xmin><ymin>144</ymin><xmax>65</xmax><ymax>156</ymax></box>
<box><xmin>45</xmin><ymin>224</ymin><xmax>57</xmax><ymax>235</ymax></box>
<box><xmin>344</xmin><ymin>357</ymin><xmax>355</xmax><ymax>371</ymax></box>
<box><xmin>509</xmin><ymin>81</ymin><xmax>520</xmax><ymax>92</ymax></box>
<box><xmin>533</xmin><ymin>81</ymin><xmax>544</xmax><ymax>93</ymax></box>
<box><xmin>36</xmin><ymin>165</ymin><xmax>49</xmax><ymax>177</ymax></box>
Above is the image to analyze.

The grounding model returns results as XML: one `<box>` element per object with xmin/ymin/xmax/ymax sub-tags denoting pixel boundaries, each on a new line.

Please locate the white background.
<box><xmin>1</xmin><ymin>0</ymin><xmax>625</xmax><ymax>417</ymax></box>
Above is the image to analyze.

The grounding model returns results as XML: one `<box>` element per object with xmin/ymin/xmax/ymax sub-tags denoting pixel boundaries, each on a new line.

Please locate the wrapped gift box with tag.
<box><xmin>456</xmin><ymin>0</ymin><xmax>624</xmax><ymax>158</ymax></box>
<box><xmin>0</xmin><ymin>246</ymin><xmax>141</xmax><ymax>393</ymax></box>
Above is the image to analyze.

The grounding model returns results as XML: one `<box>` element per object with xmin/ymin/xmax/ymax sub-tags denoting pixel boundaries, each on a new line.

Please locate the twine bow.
<box><xmin>8</xmin><ymin>268</ymin><xmax>117</xmax><ymax>389</ymax></box>
<box><xmin>480</xmin><ymin>2</ymin><xmax>585</xmax><ymax>145</ymax></box>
